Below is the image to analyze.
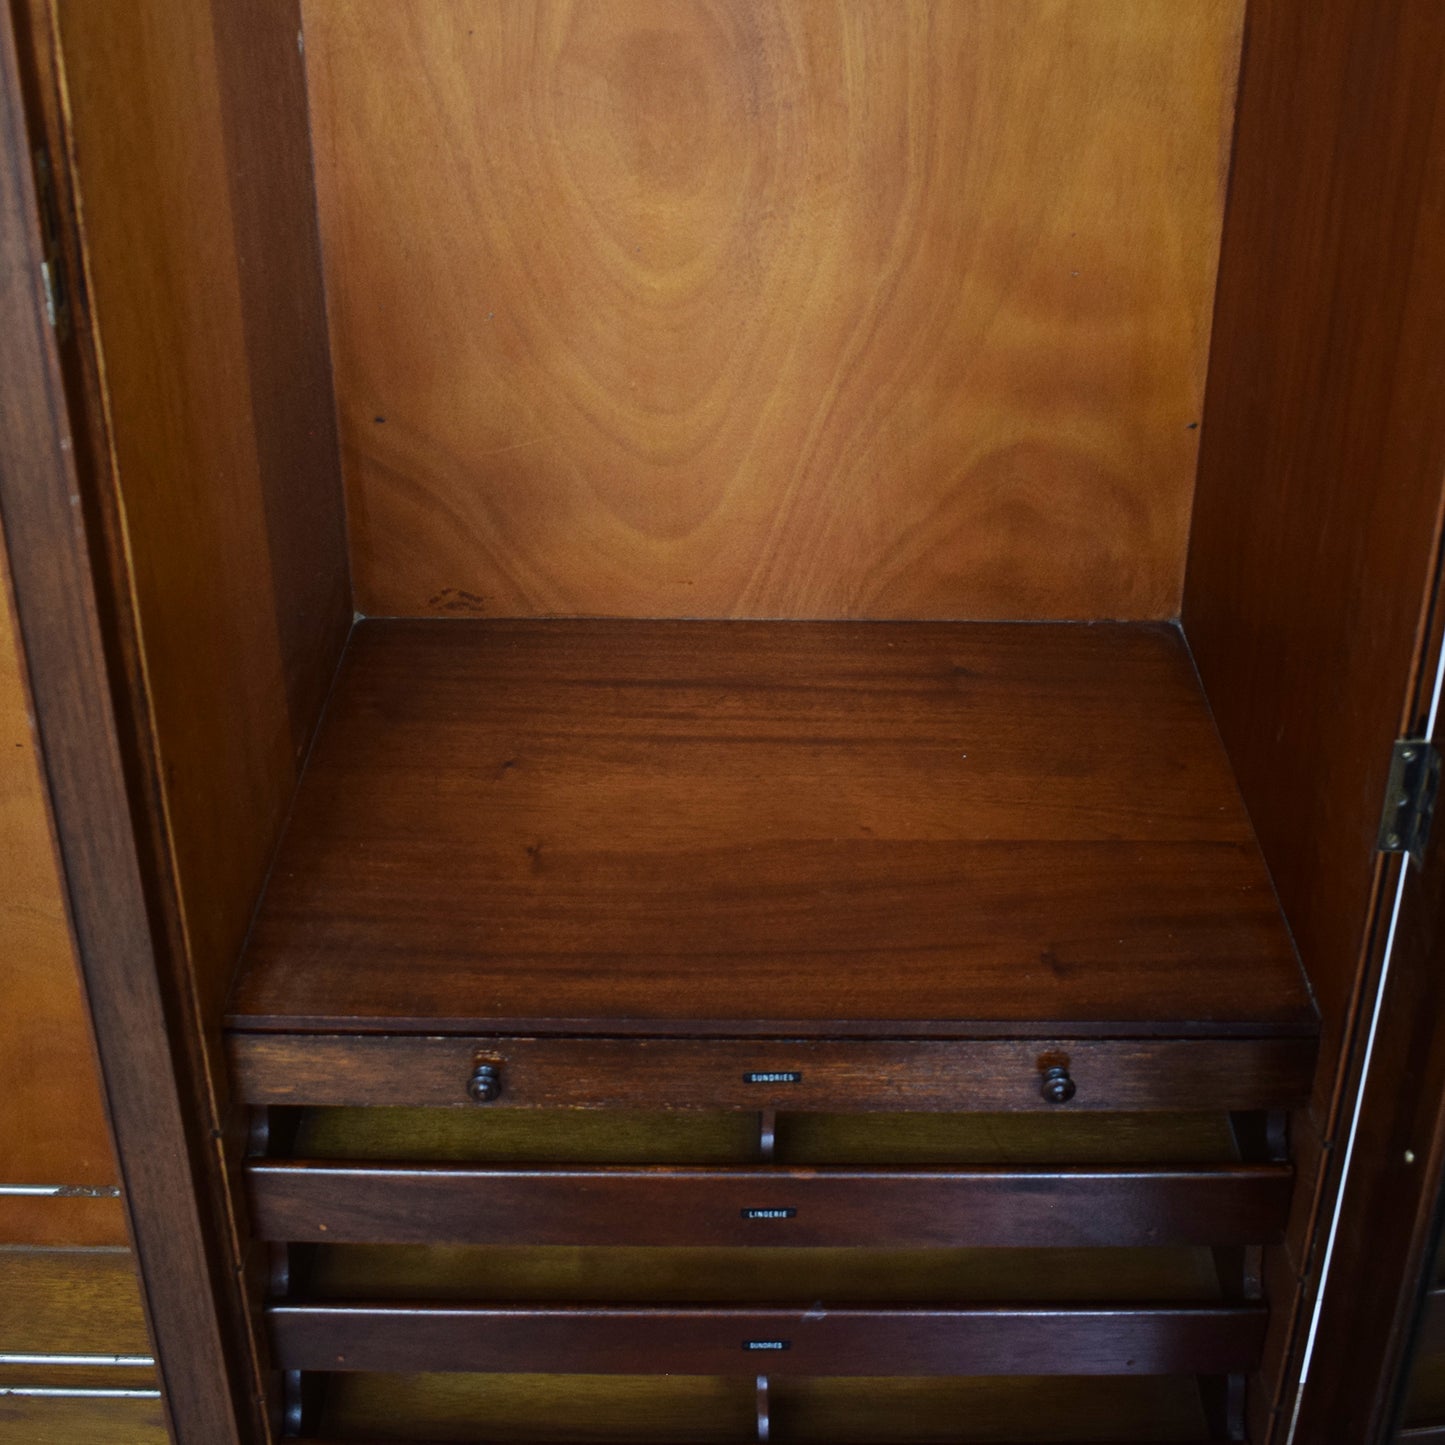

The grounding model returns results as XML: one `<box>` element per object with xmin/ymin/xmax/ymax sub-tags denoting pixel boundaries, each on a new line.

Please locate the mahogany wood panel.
<box><xmin>228</xmin><ymin>619</ymin><xmax>1311</xmax><ymax>1037</ymax></box>
<box><xmin>304</xmin><ymin>0</ymin><xmax>1242</xmax><ymax>620</ymax></box>
<box><xmin>247</xmin><ymin>1161</ymin><xmax>1290</xmax><ymax>1249</ymax></box>
<box><xmin>269</xmin><ymin>1302</ymin><xmax>1266</xmax><ymax>1377</ymax></box>
<box><xmin>0</xmin><ymin>9</ymin><xmax>263</xmax><ymax>1439</ymax></box>
<box><xmin>230</xmin><ymin>1034</ymin><xmax>1316</xmax><ymax>1113</ymax></box>
<box><xmin>52</xmin><ymin>0</ymin><xmax>350</xmax><ymax>1031</ymax></box>
<box><xmin>0</xmin><ymin>539</ymin><xmax>123</xmax><ymax>1246</ymax></box>
<box><xmin>1182</xmin><ymin>0</ymin><xmax>1445</xmax><ymax>1055</ymax></box>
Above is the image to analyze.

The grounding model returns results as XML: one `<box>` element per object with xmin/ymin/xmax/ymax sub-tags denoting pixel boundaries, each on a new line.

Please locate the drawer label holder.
<box><xmin>743</xmin><ymin>1071</ymin><xmax>802</xmax><ymax>1084</ymax></box>
<box><xmin>742</xmin><ymin>1207</ymin><xmax>796</xmax><ymax>1220</ymax></box>
<box><xmin>745</xmin><ymin>1340</ymin><xmax>791</xmax><ymax>1352</ymax></box>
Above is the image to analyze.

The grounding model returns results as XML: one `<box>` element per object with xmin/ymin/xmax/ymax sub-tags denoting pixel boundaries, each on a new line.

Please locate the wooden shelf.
<box><xmin>227</xmin><ymin>620</ymin><xmax>1312</xmax><ymax>1039</ymax></box>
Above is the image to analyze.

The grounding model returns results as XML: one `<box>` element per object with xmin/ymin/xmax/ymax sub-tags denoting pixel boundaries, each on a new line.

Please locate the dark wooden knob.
<box><xmin>467</xmin><ymin>1062</ymin><xmax>502</xmax><ymax>1103</ymax></box>
<box><xmin>1041</xmin><ymin>1065</ymin><xmax>1076</xmax><ymax>1104</ymax></box>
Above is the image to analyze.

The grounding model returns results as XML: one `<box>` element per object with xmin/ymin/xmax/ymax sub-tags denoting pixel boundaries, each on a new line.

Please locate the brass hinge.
<box><xmin>1377</xmin><ymin>737</ymin><xmax>1441</xmax><ymax>867</ymax></box>
<box><xmin>32</xmin><ymin>146</ymin><xmax>70</xmax><ymax>340</ymax></box>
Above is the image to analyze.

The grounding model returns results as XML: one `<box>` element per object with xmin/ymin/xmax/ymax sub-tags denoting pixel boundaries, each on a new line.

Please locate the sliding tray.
<box><xmin>225</xmin><ymin>619</ymin><xmax>1314</xmax><ymax>1049</ymax></box>
<box><xmin>246</xmin><ymin>1160</ymin><xmax>1291</xmax><ymax>1250</ymax></box>
<box><xmin>268</xmin><ymin>1303</ymin><xmax>1266</xmax><ymax>1377</ymax></box>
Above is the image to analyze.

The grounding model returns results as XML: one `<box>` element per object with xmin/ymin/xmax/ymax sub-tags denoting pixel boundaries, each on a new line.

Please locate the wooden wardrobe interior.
<box><xmin>28</xmin><ymin>0</ymin><xmax>1445</xmax><ymax>1441</ymax></box>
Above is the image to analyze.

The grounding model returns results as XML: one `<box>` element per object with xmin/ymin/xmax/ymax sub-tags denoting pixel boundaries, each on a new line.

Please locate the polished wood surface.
<box><xmin>232</xmin><ymin>1035</ymin><xmax>1316</xmax><ymax>1113</ymax></box>
<box><xmin>248</xmin><ymin>1161</ymin><xmax>1289</xmax><ymax>1249</ymax></box>
<box><xmin>53</xmin><ymin>0</ymin><xmax>350</xmax><ymax>1031</ymax></box>
<box><xmin>0</xmin><ymin>538</ymin><xmax>123</xmax><ymax>1246</ymax></box>
<box><xmin>315</xmin><ymin>1371</ymin><xmax>1213</xmax><ymax>1444</ymax></box>
<box><xmin>304</xmin><ymin>0</ymin><xmax>1241</xmax><ymax>621</ymax></box>
<box><xmin>229</xmin><ymin>619</ymin><xmax>1310</xmax><ymax>1036</ymax></box>
<box><xmin>1182</xmin><ymin>6</ymin><xmax>1445</xmax><ymax>1440</ymax></box>
<box><xmin>0</xmin><ymin>9</ymin><xmax>263</xmax><ymax>1439</ymax></box>
<box><xmin>269</xmin><ymin>1302</ymin><xmax>1265</xmax><ymax>1377</ymax></box>
<box><xmin>1183</xmin><ymin>0</ymin><xmax>1445</xmax><ymax>1053</ymax></box>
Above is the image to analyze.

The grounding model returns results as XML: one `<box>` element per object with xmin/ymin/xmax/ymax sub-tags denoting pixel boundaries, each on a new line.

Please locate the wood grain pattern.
<box><xmin>248</xmin><ymin>1161</ymin><xmax>1290</xmax><ymax>1249</ymax></box>
<box><xmin>0</xmin><ymin>9</ymin><xmax>264</xmax><ymax>1438</ymax></box>
<box><xmin>268</xmin><ymin>1302</ymin><xmax>1266</xmax><ymax>1376</ymax></box>
<box><xmin>0</xmin><ymin>1248</ymin><xmax>152</xmax><ymax>1361</ymax></box>
<box><xmin>228</xmin><ymin>619</ymin><xmax>1311</xmax><ymax>1037</ymax></box>
<box><xmin>1182</xmin><ymin>6</ymin><xmax>1445</xmax><ymax>1439</ymax></box>
<box><xmin>0</xmin><ymin>1394</ymin><xmax>167</xmax><ymax>1445</ymax></box>
<box><xmin>315</xmin><ymin>1371</ymin><xmax>1213</xmax><ymax>1445</ymax></box>
<box><xmin>304</xmin><ymin>0</ymin><xmax>1243</xmax><ymax>620</ymax></box>
<box><xmin>231</xmin><ymin>1035</ymin><xmax>1316</xmax><ymax>1114</ymax></box>
<box><xmin>53</xmin><ymin>0</ymin><xmax>350</xmax><ymax>1031</ymax></box>
<box><xmin>0</xmin><ymin>538</ymin><xmax>123</xmax><ymax>1246</ymax></box>
<box><xmin>1182</xmin><ymin>0</ymin><xmax>1445</xmax><ymax>1055</ymax></box>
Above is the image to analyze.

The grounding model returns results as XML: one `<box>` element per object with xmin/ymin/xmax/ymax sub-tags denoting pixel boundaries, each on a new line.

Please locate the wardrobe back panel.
<box><xmin>1183</xmin><ymin>0</ymin><xmax>1445</xmax><ymax>1056</ymax></box>
<box><xmin>54</xmin><ymin>0</ymin><xmax>349</xmax><ymax>1030</ymax></box>
<box><xmin>304</xmin><ymin>0</ymin><xmax>1242</xmax><ymax>620</ymax></box>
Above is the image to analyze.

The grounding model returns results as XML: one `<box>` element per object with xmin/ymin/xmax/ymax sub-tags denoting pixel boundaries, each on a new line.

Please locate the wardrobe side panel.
<box><xmin>53</xmin><ymin>0</ymin><xmax>349</xmax><ymax>1030</ymax></box>
<box><xmin>1184</xmin><ymin>0</ymin><xmax>1445</xmax><ymax>1054</ymax></box>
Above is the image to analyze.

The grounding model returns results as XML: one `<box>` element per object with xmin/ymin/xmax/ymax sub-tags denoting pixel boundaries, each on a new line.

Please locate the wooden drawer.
<box><xmin>267</xmin><ymin>1302</ymin><xmax>1266</xmax><ymax>1378</ymax></box>
<box><xmin>229</xmin><ymin>1034</ymin><xmax>1315</xmax><ymax>1113</ymax></box>
<box><xmin>247</xmin><ymin>1161</ymin><xmax>1291</xmax><ymax>1249</ymax></box>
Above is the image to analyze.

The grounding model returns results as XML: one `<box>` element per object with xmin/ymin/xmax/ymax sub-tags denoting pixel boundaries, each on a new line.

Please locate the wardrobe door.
<box><xmin>0</xmin><ymin>523</ymin><xmax>162</xmax><ymax>1440</ymax></box>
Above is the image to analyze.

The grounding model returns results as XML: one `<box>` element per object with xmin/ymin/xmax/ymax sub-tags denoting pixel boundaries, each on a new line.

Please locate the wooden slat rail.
<box><xmin>268</xmin><ymin>1303</ymin><xmax>1266</xmax><ymax>1377</ymax></box>
<box><xmin>247</xmin><ymin>1162</ymin><xmax>1292</xmax><ymax>1249</ymax></box>
<box><xmin>229</xmin><ymin>1034</ymin><xmax>1317</xmax><ymax>1112</ymax></box>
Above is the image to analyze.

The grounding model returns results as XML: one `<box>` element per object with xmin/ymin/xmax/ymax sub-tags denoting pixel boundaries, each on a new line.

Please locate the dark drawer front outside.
<box><xmin>229</xmin><ymin>1034</ymin><xmax>1316</xmax><ymax>1113</ymax></box>
<box><xmin>246</xmin><ymin>1161</ymin><xmax>1293</xmax><ymax>1249</ymax></box>
<box><xmin>268</xmin><ymin>1303</ymin><xmax>1268</xmax><ymax>1378</ymax></box>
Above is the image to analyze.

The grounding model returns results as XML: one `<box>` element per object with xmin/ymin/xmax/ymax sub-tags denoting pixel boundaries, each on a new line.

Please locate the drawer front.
<box><xmin>247</xmin><ymin>1161</ymin><xmax>1291</xmax><ymax>1249</ymax></box>
<box><xmin>268</xmin><ymin>1302</ymin><xmax>1266</xmax><ymax>1378</ymax></box>
<box><xmin>229</xmin><ymin>1033</ymin><xmax>1315</xmax><ymax>1112</ymax></box>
